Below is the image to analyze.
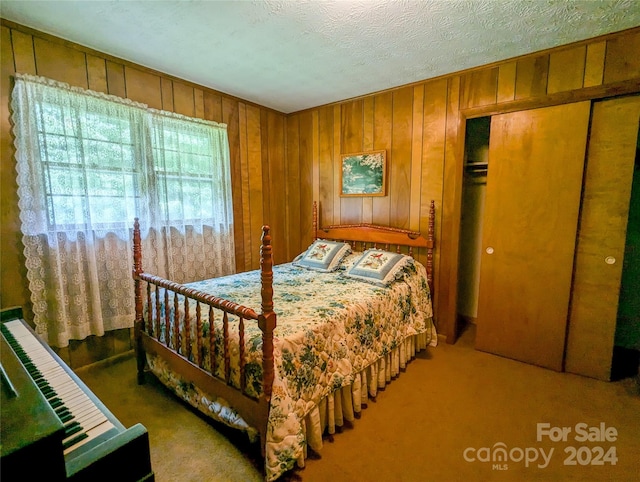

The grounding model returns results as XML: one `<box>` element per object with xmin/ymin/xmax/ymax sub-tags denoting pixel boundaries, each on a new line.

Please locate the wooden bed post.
<box><xmin>312</xmin><ymin>201</ymin><xmax>318</xmax><ymax>240</ymax></box>
<box><xmin>427</xmin><ymin>200</ymin><xmax>435</xmax><ymax>297</ymax></box>
<box><xmin>258</xmin><ymin>226</ymin><xmax>276</xmax><ymax>400</ymax></box>
<box><xmin>258</xmin><ymin>225</ymin><xmax>276</xmax><ymax>456</ymax></box>
<box><xmin>132</xmin><ymin>218</ymin><xmax>145</xmax><ymax>385</ymax></box>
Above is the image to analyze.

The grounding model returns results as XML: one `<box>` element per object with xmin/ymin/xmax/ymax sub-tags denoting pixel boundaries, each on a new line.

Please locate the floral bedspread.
<box><xmin>145</xmin><ymin>253</ymin><xmax>436</xmax><ymax>480</ymax></box>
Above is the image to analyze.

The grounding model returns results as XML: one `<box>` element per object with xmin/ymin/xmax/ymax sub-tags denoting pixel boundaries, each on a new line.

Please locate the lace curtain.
<box><xmin>12</xmin><ymin>74</ymin><xmax>235</xmax><ymax>348</ymax></box>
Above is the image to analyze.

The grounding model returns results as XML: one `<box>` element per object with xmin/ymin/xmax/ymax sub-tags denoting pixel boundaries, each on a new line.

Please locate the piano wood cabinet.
<box><xmin>0</xmin><ymin>307</ymin><xmax>154</xmax><ymax>481</ymax></box>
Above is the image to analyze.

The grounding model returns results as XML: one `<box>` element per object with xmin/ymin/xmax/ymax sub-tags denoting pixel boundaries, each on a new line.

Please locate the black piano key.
<box><xmin>64</xmin><ymin>421</ymin><xmax>82</xmax><ymax>436</ymax></box>
<box><xmin>40</xmin><ymin>384</ymin><xmax>54</xmax><ymax>395</ymax></box>
<box><xmin>62</xmin><ymin>432</ymin><xmax>89</xmax><ymax>451</ymax></box>
<box><xmin>44</xmin><ymin>391</ymin><xmax>59</xmax><ymax>401</ymax></box>
<box><xmin>59</xmin><ymin>413</ymin><xmax>74</xmax><ymax>424</ymax></box>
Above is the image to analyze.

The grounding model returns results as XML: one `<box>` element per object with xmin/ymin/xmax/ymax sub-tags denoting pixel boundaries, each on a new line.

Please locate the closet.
<box><xmin>457</xmin><ymin>117</ymin><xmax>490</xmax><ymax>329</ymax></box>
<box><xmin>460</xmin><ymin>95</ymin><xmax>640</xmax><ymax>379</ymax></box>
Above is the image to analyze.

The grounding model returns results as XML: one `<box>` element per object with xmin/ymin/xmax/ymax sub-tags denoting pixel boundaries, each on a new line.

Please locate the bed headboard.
<box><xmin>312</xmin><ymin>200</ymin><xmax>435</xmax><ymax>294</ymax></box>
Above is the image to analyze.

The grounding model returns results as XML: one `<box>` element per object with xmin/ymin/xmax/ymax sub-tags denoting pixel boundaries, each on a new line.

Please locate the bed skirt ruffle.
<box><xmin>146</xmin><ymin>327</ymin><xmax>436</xmax><ymax>479</ymax></box>
<box><xmin>299</xmin><ymin>330</ymin><xmax>435</xmax><ymax>464</ymax></box>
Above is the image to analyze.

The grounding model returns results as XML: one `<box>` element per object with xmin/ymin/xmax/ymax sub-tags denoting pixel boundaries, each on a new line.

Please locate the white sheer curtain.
<box><xmin>147</xmin><ymin>109</ymin><xmax>236</xmax><ymax>283</ymax></box>
<box><xmin>11</xmin><ymin>74</ymin><xmax>235</xmax><ymax>348</ymax></box>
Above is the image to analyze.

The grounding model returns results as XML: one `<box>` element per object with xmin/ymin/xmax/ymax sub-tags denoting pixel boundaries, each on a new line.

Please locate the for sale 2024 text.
<box><xmin>463</xmin><ymin>422</ymin><xmax>618</xmax><ymax>470</ymax></box>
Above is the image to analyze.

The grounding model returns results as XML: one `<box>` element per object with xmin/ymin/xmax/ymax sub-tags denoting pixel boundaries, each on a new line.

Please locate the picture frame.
<box><xmin>340</xmin><ymin>150</ymin><xmax>387</xmax><ymax>197</ymax></box>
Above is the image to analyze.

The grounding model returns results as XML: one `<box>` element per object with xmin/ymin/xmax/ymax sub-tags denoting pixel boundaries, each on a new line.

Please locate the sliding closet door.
<box><xmin>474</xmin><ymin>102</ymin><xmax>591</xmax><ymax>371</ymax></box>
<box><xmin>565</xmin><ymin>95</ymin><xmax>640</xmax><ymax>380</ymax></box>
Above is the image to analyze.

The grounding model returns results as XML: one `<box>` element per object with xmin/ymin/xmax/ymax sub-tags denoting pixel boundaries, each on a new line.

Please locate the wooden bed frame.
<box><xmin>132</xmin><ymin>200</ymin><xmax>435</xmax><ymax>461</ymax></box>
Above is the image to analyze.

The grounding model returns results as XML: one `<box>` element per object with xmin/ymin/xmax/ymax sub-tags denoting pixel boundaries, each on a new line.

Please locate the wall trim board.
<box><xmin>461</xmin><ymin>78</ymin><xmax>640</xmax><ymax>119</ymax></box>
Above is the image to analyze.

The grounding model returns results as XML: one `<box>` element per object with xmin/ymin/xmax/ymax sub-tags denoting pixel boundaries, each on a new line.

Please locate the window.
<box><xmin>12</xmin><ymin>73</ymin><xmax>235</xmax><ymax>347</ymax></box>
<box><xmin>151</xmin><ymin>113</ymin><xmax>231</xmax><ymax>225</ymax></box>
<box><xmin>36</xmin><ymin>101</ymin><xmax>140</xmax><ymax>230</ymax></box>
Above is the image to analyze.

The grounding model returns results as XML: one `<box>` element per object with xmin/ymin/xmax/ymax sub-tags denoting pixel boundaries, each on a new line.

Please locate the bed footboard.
<box><xmin>132</xmin><ymin>220</ymin><xmax>276</xmax><ymax>454</ymax></box>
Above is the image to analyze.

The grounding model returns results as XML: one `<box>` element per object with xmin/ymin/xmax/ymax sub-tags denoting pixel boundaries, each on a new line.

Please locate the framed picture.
<box><xmin>340</xmin><ymin>150</ymin><xmax>387</xmax><ymax>197</ymax></box>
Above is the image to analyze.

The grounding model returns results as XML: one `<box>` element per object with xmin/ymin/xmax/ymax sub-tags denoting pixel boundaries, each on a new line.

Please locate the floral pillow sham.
<box><xmin>293</xmin><ymin>239</ymin><xmax>351</xmax><ymax>272</ymax></box>
<box><xmin>344</xmin><ymin>248</ymin><xmax>413</xmax><ymax>286</ymax></box>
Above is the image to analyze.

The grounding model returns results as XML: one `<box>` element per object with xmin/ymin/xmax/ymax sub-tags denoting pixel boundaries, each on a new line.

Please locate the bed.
<box><xmin>132</xmin><ymin>201</ymin><xmax>437</xmax><ymax>481</ymax></box>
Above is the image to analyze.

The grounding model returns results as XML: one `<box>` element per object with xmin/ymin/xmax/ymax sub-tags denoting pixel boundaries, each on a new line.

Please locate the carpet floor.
<box><xmin>76</xmin><ymin>324</ymin><xmax>640</xmax><ymax>482</ymax></box>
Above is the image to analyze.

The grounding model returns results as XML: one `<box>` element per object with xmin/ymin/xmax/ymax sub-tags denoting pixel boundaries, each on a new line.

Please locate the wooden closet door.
<box><xmin>474</xmin><ymin>102</ymin><xmax>591</xmax><ymax>371</ymax></box>
<box><xmin>565</xmin><ymin>95</ymin><xmax>640</xmax><ymax>380</ymax></box>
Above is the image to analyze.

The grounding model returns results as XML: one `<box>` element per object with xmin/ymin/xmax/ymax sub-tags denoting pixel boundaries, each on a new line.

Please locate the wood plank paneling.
<box><xmin>125</xmin><ymin>67</ymin><xmax>162</xmax><ymax>109</ymax></box>
<box><xmin>161</xmin><ymin>77</ymin><xmax>174</xmax><ymax>111</ymax></box>
<box><xmin>461</xmin><ymin>67</ymin><xmax>498</xmax><ymax>109</ymax></box>
<box><xmin>266</xmin><ymin>111</ymin><xmax>286</xmax><ymax>263</ymax></box>
<box><xmin>106</xmin><ymin>60</ymin><xmax>126</xmax><ymax>98</ymax></box>
<box><xmin>11</xmin><ymin>30</ymin><xmax>36</xmax><ymax>75</ymax></box>
<box><xmin>285</xmin><ymin>113</ymin><xmax>301</xmax><ymax>259</ymax></box>
<box><xmin>194</xmin><ymin>88</ymin><xmax>204</xmax><ymax>119</ymax></box>
<box><xmin>583</xmin><ymin>41</ymin><xmax>606</xmax><ymax>88</ymax></box>
<box><xmin>390</xmin><ymin>86</ymin><xmax>413</xmax><ymax>230</ymax></box>
<box><xmin>332</xmin><ymin>105</ymin><xmax>342</xmax><ymax>225</ymax></box>
<box><xmin>515</xmin><ymin>54</ymin><xmax>549</xmax><ymax>100</ymax></box>
<box><xmin>421</xmin><ymin>78</ymin><xmax>448</xmax><ymax>300</ymax></box>
<box><xmin>410</xmin><ymin>85</ymin><xmax>424</xmax><ymax>231</ymax></box>
<box><xmin>497</xmin><ymin>61</ymin><xmax>516</xmax><ymax>103</ymax></box>
<box><xmin>34</xmin><ymin>37</ymin><xmax>87</xmax><ymax>88</ymax></box>
<box><xmin>441</xmin><ymin>75</ymin><xmax>462</xmax><ymax>340</ymax></box>
<box><xmin>247</xmin><ymin>104</ymin><xmax>264</xmax><ymax>269</ymax></box>
<box><xmin>222</xmin><ymin>96</ymin><xmax>244</xmax><ymax>272</ymax></box>
<box><xmin>173</xmin><ymin>82</ymin><xmax>195</xmax><ymax>117</ymax></box>
<box><xmin>238</xmin><ymin>103</ymin><xmax>252</xmax><ymax>271</ymax></box>
<box><xmin>318</xmin><ymin>105</ymin><xmax>335</xmax><ymax>226</ymax></box>
<box><xmin>362</xmin><ymin>97</ymin><xmax>375</xmax><ymax>223</ymax></box>
<box><xmin>260</xmin><ymin>109</ymin><xmax>272</xmax><ymax>236</ymax></box>
<box><xmin>547</xmin><ymin>46</ymin><xmax>586</xmax><ymax>94</ymax></box>
<box><xmin>372</xmin><ymin>91</ymin><xmax>393</xmax><ymax>226</ymax></box>
<box><xmin>312</xmin><ymin>111</ymin><xmax>320</xmax><ymax>220</ymax></box>
<box><xmin>603</xmin><ymin>30</ymin><xmax>640</xmax><ymax>84</ymax></box>
<box><xmin>341</xmin><ymin>100</ymin><xmax>364</xmax><ymax>224</ymax></box>
<box><xmin>299</xmin><ymin>111</ymin><xmax>314</xmax><ymax>249</ymax></box>
<box><xmin>204</xmin><ymin>91</ymin><xmax>222</xmax><ymax>123</ymax></box>
<box><xmin>86</xmin><ymin>54</ymin><xmax>107</xmax><ymax>93</ymax></box>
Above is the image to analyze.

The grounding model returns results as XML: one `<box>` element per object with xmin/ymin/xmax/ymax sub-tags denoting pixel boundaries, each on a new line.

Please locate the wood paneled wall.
<box><xmin>2</xmin><ymin>19</ymin><xmax>640</xmax><ymax>365</ymax></box>
<box><xmin>285</xmin><ymin>27</ymin><xmax>640</xmax><ymax>342</ymax></box>
<box><xmin>0</xmin><ymin>20</ymin><xmax>286</xmax><ymax>366</ymax></box>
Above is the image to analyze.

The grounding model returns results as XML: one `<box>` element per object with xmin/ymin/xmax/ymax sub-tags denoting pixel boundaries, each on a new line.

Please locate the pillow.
<box><xmin>293</xmin><ymin>239</ymin><xmax>351</xmax><ymax>272</ymax></box>
<box><xmin>344</xmin><ymin>249</ymin><xmax>414</xmax><ymax>286</ymax></box>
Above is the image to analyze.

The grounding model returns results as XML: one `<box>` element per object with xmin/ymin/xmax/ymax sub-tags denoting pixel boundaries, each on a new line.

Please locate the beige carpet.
<box><xmin>76</xmin><ymin>325</ymin><xmax>640</xmax><ymax>482</ymax></box>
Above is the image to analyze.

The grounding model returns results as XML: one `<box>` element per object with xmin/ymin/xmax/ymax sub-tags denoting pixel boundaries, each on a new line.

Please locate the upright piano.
<box><xmin>1</xmin><ymin>307</ymin><xmax>154</xmax><ymax>481</ymax></box>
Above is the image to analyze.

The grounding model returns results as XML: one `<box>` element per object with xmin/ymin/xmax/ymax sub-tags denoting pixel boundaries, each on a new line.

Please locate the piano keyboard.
<box><xmin>1</xmin><ymin>320</ymin><xmax>115</xmax><ymax>454</ymax></box>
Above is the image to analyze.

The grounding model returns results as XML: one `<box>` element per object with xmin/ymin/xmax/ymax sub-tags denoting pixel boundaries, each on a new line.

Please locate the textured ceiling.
<box><xmin>1</xmin><ymin>0</ymin><xmax>639</xmax><ymax>113</ymax></box>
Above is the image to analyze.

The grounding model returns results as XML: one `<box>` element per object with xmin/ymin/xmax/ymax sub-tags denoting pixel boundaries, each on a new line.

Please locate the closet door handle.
<box><xmin>486</xmin><ymin>247</ymin><xmax>494</xmax><ymax>255</ymax></box>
